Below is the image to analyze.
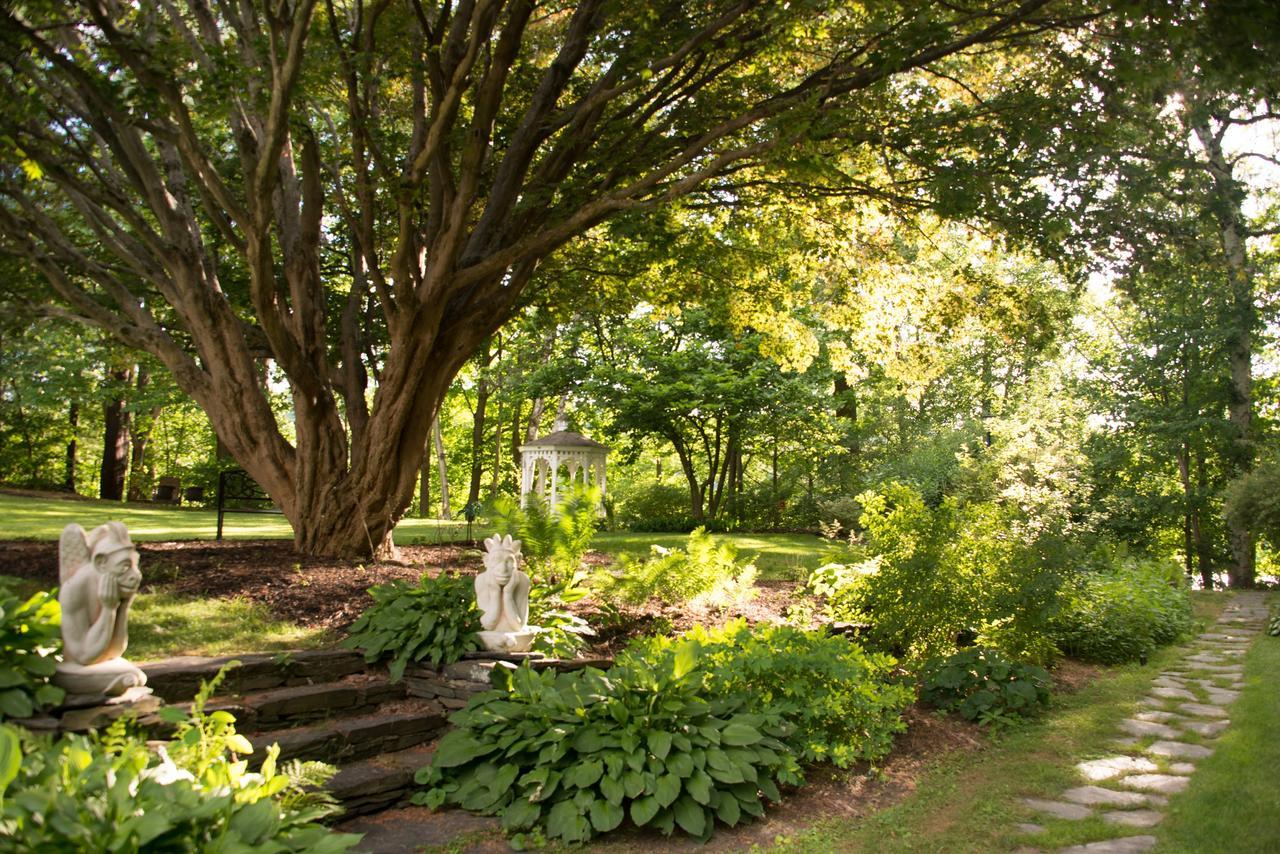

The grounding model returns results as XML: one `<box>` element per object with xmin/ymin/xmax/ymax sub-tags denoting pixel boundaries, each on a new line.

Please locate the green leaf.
<box><xmin>686</xmin><ymin>770</ymin><xmax>713</xmax><ymax>805</ymax></box>
<box><xmin>567</xmin><ymin>758</ymin><xmax>603</xmax><ymax>789</ymax></box>
<box><xmin>573</xmin><ymin>728</ymin><xmax>605</xmax><ymax>754</ymax></box>
<box><xmin>647</xmin><ymin>729</ymin><xmax>672</xmax><ymax>760</ymax></box>
<box><xmin>546</xmin><ymin>799</ymin><xmax>590</xmax><ymax>843</ymax></box>
<box><xmin>432</xmin><ymin>732</ymin><xmax>492</xmax><ymax>768</ymax></box>
<box><xmin>0</xmin><ymin>725</ymin><xmax>21</xmax><ymax>795</ymax></box>
<box><xmin>589</xmin><ymin>798</ymin><xmax>625</xmax><ymax>833</ymax></box>
<box><xmin>501</xmin><ymin>798</ymin><xmax>542</xmax><ymax>831</ymax></box>
<box><xmin>0</xmin><ymin>689</ymin><xmax>33</xmax><ymax>720</ymax></box>
<box><xmin>630</xmin><ymin>794</ymin><xmax>660</xmax><ymax>826</ymax></box>
<box><xmin>716</xmin><ymin>792</ymin><xmax>742</xmax><ymax>826</ymax></box>
<box><xmin>654</xmin><ymin>772</ymin><xmax>681</xmax><ymax>808</ymax></box>
<box><xmin>720</xmin><ymin>722</ymin><xmax>762</xmax><ymax>746</ymax></box>
<box><xmin>673</xmin><ymin>795</ymin><xmax>707</xmax><ymax>838</ymax></box>
<box><xmin>227</xmin><ymin>799</ymin><xmax>277</xmax><ymax>843</ymax></box>
<box><xmin>599</xmin><ymin>774</ymin><xmax>625</xmax><ymax>806</ymax></box>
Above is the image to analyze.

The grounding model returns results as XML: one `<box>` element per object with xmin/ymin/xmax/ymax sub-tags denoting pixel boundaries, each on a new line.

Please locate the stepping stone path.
<box><xmin>1017</xmin><ymin>592</ymin><xmax>1269</xmax><ymax>853</ymax></box>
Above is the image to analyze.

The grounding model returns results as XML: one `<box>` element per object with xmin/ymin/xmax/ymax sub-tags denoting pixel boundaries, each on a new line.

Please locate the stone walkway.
<box><xmin>1016</xmin><ymin>592</ymin><xmax>1270</xmax><ymax>853</ymax></box>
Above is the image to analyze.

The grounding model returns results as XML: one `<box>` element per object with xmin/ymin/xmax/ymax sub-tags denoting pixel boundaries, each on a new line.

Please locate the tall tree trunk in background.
<box><xmin>99</xmin><ymin>366</ymin><xmax>133</xmax><ymax>501</ymax></box>
<box><xmin>1192</xmin><ymin>114</ymin><xmax>1256</xmax><ymax>588</ymax></box>
<box><xmin>466</xmin><ymin>347</ymin><xmax>492</xmax><ymax>508</ymax></box>
<box><xmin>491</xmin><ymin>398</ymin><xmax>503</xmax><ymax>500</ymax></box>
<box><xmin>126</xmin><ymin>366</ymin><xmax>157</xmax><ymax>501</ymax></box>
<box><xmin>833</xmin><ymin>375</ymin><xmax>859</xmax><ymax>489</ymax></box>
<box><xmin>434</xmin><ymin>417</ymin><xmax>452</xmax><ymax>520</ymax></box>
<box><xmin>418</xmin><ymin>432</ymin><xmax>431</xmax><ymax>519</ymax></box>
<box><xmin>64</xmin><ymin>401</ymin><xmax>79</xmax><ymax>492</ymax></box>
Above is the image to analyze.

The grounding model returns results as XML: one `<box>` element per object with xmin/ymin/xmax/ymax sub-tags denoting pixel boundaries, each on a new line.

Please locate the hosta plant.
<box><xmin>415</xmin><ymin>642</ymin><xmax>802</xmax><ymax>847</ymax></box>
<box><xmin>920</xmin><ymin>647</ymin><xmax>1050</xmax><ymax>725</ymax></box>
<box><xmin>343</xmin><ymin>572</ymin><xmax>482</xmax><ymax>680</ymax></box>
<box><xmin>627</xmin><ymin>620</ymin><xmax>913</xmax><ymax>767</ymax></box>
<box><xmin>0</xmin><ymin>589</ymin><xmax>64</xmax><ymax>719</ymax></box>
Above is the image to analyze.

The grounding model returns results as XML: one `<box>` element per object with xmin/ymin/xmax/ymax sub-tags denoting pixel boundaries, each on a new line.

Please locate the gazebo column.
<box><xmin>549</xmin><ymin>451</ymin><xmax>560</xmax><ymax>510</ymax></box>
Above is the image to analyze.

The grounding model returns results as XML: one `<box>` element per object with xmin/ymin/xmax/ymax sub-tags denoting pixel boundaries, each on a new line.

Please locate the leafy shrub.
<box><xmin>343</xmin><ymin>573</ymin><xmax>481</xmax><ymax>679</ymax></box>
<box><xmin>0</xmin><ymin>665</ymin><xmax>359</xmax><ymax>853</ymax></box>
<box><xmin>1269</xmin><ymin>614</ymin><xmax>1280</xmax><ymax>637</ymax></box>
<box><xmin>0</xmin><ymin>589</ymin><xmax>64</xmax><ymax>719</ymax></box>
<box><xmin>1051</xmin><ymin>558</ymin><xmax>1192</xmax><ymax>664</ymax></box>
<box><xmin>920</xmin><ymin>647</ymin><xmax>1050</xmax><ymax>725</ymax></box>
<box><xmin>600</xmin><ymin>528</ymin><xmax>757</xmax><ymax>608</ymax></box>
<box><xmin>817</xmin><ymin>482</ymin><xmax>1063</xmax><ymax>663</ymax></box>
<box><xmin>628</xmin><ymin>620</ymin><xmax>913</xmax><ymax>767</ymax></box>
<box><xmin>616</xmin><ymin>482</ymin><xmax>701</xmax><ymax>532</ymax></box>
<box><xmin>816</xmin><ymin>495</ymin><xmax>862</xmax><ymax>538</ymax></box>
<box><xmin>415</xmin><ymin>645</ymin><xmax>802</xmax><ymax>846</ymax></box>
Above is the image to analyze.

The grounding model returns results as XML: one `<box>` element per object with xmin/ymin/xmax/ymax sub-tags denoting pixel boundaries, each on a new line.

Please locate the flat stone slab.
<box><xmin>1168</xmin><ymin>762</ymin><xmax>1195</xmax><ymax>774</ymax></box>
<box><xmin>1120</xmin><ymin>774</ymin><xmax>1190</xmax><ymax>794</ymax></box>
<box><xmin>1134</xmin><ymin>710</ymin><xmax>1180</xmax><ymax>723</ymax></box>
<box><xmin>1102</xmin><ymin>810</ymin><xmax>1166</xmax><ymax>828</ymax></box>
<box><xmin>1076</xmin><ymin>756</ymin><xmax>1158</xmax><ymax>782</ymax></box>
<box><xmin>1146</xmin><ymin>740</ymin><xmax>1213</xmax><ymax>760</ymax></box>
<box><xmin>1150</xmin><ymin>686</ymin><xmax>1197</xmax><ymax>701</ymax></box>
<box><xmin>1022</xmin><ymin>798</ymin><xmax>1093</xmax><ymax>820</ymax></box>
<box><xmin>1059</xmin><ymin>836</ymin><xmax>1157</xmax><ymax>853</ymax></box>
<box><xmin>1205</xmin><ymin>689</ymin><xmax>1240</xmax><ymax>704</ymax></box>
<box><xmin>1062</xmin><ymin>786</ymin><xmax>1152</xmax><ymax>807</ymax></box>
<box><xmin>1178</xmin><ymin>702</ymin><xmax>1229</xmax><ymax>718</ymax></box>
<box><xmin>1120</xmin><ymin>718</ymin><xmax>1181</xmax><ymax>739</ymax></box>
<box><xmin>1016</xmin><ymin>822</ymin><xmax>1046</xmax><ymax>834</ymax></box>
<box><xmin>1180</xmin><ymin>719</ymin><xmax>1230</xmax><ymax>737</ymax></box>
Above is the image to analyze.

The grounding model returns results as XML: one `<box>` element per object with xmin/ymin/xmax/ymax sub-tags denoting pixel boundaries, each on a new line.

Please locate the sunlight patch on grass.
<box><xmin>126</xmin><ymin>592</ymin><xmax>336</xmax><ymax>661</ymax></box>
<box><xmin>591</xmin><ymin>531</ymin><xmax>825</xmax><ymax>580</ymax></box>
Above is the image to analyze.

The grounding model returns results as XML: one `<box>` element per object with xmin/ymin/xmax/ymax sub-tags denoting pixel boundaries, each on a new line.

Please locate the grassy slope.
<box><xmin>774</xmin><ymin>594</ymin><xmax>1237</xmax><ymax>853</ymax></box>
<box><xmin>1155</xmin><ymin>590</ymin><xmax>1280</xmax><ymax>853</ymax></box>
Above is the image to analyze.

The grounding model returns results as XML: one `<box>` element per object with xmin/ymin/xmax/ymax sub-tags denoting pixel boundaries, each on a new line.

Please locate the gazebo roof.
<box><xmin>520</xmin><ymin>430</ymin><xmax>609</xmax><ymax>451</ymax></box>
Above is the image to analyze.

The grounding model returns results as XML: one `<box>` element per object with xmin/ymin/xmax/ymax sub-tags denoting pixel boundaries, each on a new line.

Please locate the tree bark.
<box><xmin>418</xmin><ymin>432</ymin><xmax>431</xmax><ymax>519</ymax></box>
<box><xmin>64</xmin><ymin>402</ymin><xmax>79</xmax><ymax>493</ymax></box>
<box><xmin>99</xmin><ymin>366</ymin><xmax>133</xmax><ymax>501</ymax></box>
<box><xmin>466</xmin><ymin>344</ymin><xmax>492</xmax><ymax>508</ymax></box>
<box><xmin>434</xmin><ymin>416</ymin><xmax>452</xmax><ymax>520</ymax></box>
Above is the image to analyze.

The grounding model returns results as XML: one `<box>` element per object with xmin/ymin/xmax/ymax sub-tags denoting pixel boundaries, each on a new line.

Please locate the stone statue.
<box><xmin>53</xmin><ymin>522</ymin><xmax>149</xmax><ymax>697</ymax></box>
<box><xmin>474</xmin><ymin>534</ymin><xmax>535</xmax><ymax>653</ymax></box>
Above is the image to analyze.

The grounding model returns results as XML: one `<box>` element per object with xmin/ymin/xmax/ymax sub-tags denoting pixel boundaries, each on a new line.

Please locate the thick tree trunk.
<box><xmin>64</xmin><ymin>402</ymin><xmax>79</xmax><ymax>492</ymax></box>
<box><xmin>99</xmin><ymin>367</ymin><xmax>133</xmax><ymax>501</ymax></box>
<box><xmin>418</xmin><ymin>433</ymin><xmax>431</xmax><ymax>519</ymax></box>
<box><xmin>126</xmin><ymin>367</ymin><xmax>157</xmax><ymax>502</ymax></box>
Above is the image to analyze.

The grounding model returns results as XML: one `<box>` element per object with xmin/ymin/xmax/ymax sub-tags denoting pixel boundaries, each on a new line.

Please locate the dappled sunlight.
<box><xmin>127</xmin><ymin>592</ymin><xmax>336</xmax><ymax>661</ymax></box>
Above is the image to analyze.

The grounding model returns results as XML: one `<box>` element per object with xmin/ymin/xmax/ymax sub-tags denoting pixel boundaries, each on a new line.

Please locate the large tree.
<box><xmin>0</xmin><ymin>0</ymin><xmax>1087</xmax><ymax>557</ymax></box>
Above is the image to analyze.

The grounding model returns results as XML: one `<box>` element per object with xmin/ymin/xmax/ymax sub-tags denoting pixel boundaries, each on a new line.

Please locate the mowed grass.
<box><xmin>1155</xmin><ymin>590</ymin><xmax>1280</xmax><ymax>853</ymax></box>
<box><xmin>770</xmin><ymin>594</ymin><xmax>1233</xmax><ymax>853</ymax></box>
<box><xmin>0</xmin><ymin>493</ymin><xmax>829</xmax><ymax>578</ymax></box>
<box><xmin>0</xmin><ymin>574</ymin><xmax>334</xmax><ymax>663</ymax></box>
<box><xmin>0</xmin><ymin>492</ymin><xmax>484</xmax><ymax>543</ymax></box>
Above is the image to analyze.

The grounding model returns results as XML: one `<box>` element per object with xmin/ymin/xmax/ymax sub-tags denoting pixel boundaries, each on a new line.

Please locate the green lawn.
<box><xmin>0</xmin><ymin>492</ymin><xmax>483</xmax><ymax>544</ymax></box>
<box><xmin>0</xmin><ymin>493</ymin><xmax>829</xmax><ymax>578</ymax></box>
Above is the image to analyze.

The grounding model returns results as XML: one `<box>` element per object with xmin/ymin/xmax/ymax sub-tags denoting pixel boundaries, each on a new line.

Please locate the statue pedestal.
<box><xmin>475</xmin><ymin>629</ymin><xmax>538</xmax><ymax>653</ymax></box>
<box><xmin>54</xmin><ymin>657</ymin><xmax>148</xmax><ymax>698</ymax></box>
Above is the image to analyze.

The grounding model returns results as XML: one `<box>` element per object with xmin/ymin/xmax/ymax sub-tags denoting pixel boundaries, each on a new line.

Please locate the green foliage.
<box><xmin>342</xmin><ymin>573</ymin><xmax>482</xmax><ymax>680</ymax></box>
<box><xmin>1224</xmin><ymin>462</ymin><xmax>1280</xmax><ymax>554</ymax></box>
<box><xmin>616</xmin><ymin>482</ymin><xmax>701</xmax><ymax>532</ymax></box>
<box><xmin>414</xmin><ymin>645</ymin><xmax>803</xmax><ymax>846</ymax></box>
<box><xmin>920</xmin><ymin>648</ymin><xmax>1051</xmax><ymax>726</ymax></box>
<box><xmin>0</xmin><ymin>665</ymin><xmax>359</xmax><ymax>852</ymax></box>
<box><xmin>1269</xmin><ymin>614</ymin><xmax>1280</xmax><ymax>637</ymax></box>
<box><xmin>627</xmin><ymin>620</ymin><xmax>913</xmax><ymax>768</ymax></box>
<box><xmin>490</xmin><ymin>486</ymin><xmax>600</xmax><ymax>584</ymax></box>
<box><xmin>815</xmin><ymin>482</ymin><xmax>1064</xmax><ymax>663</ymax></box>
<box><xmin>600</xmin><ymin>527</ymin><xmax>758</xmax><ymax>608</ymax></box>
<box><xmin>1051</xmin><ymin>557</ymin><xmax>1192</xmax><ymax>665</ymax></box>
<box><xmin>0</xmin><ymin>589</ymin><xmax>64</xmax><ymax>719</ymax></box>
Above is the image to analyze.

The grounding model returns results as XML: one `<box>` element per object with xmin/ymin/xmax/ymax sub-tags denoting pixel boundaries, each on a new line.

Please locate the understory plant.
<box><xmin>628</xmin><ymin>620</ymin><xmax>913</xmax><ymax>767</ymax></box>
<box><xmin>0</xmin><ymin>664</ymin><xmax>359</xmax><ymax>852</ymax></box>
<box><xmin>919</xmin><ymin>647</ymin><xmax>1051</xmax><ymax>726</ymax></box>
<box><xmin>415</xmin><ymin>642</ymin><xmax>802</xmax><ymax>847</ymax></box>
<box><xmin>600</xmin><ymin>527</ymin><xmax>758</xmax><ymax>608</ymax></box>
<box><xmin>1050</xmin><ymin>557</ymin><xmax>1192</xmax><ymax>664</ymax></box>
<box><xmin>0</xmin><ymin>589</ymin><xmax>64</xmax><ymax>719</ymax></box>
<box><xmin>343</xmin><ymin>572</ymin><xmax>482</xmax><ymax>679</ymax></box>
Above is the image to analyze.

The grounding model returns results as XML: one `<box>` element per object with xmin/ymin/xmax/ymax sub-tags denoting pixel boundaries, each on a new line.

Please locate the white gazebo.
<box><xmin>519</xmin><ymin>430</ymin><xmax>609</xmax><ymax>511</ymax></box>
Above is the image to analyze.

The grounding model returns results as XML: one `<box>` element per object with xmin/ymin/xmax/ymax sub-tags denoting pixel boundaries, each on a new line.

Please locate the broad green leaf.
<box><xmin>654</xmin><ymin>772</ymin><xmax>681</xmax><ymax>808</ymax></box>
<box><xmin>720</xmin><ymin>722</ymin><xmax>762</xmax><ymax>746</ymax></box>
<box><xmin>590</xmin><ymin>798</ymin><xmax>625</xmax><ymax>833</ymax></box>
<box><xmin>673</xmin><ymin>795</ymin><xmax>707</xmax><ymax>838</ymax></box>
<box><xmin>647</xmin><ymin>730</ymin><xmax>672</xmax><ymax>760</ymax></box>
<box><xmin>630</xmin><ymin>794</ymin><xmax>659</xmax><ymax>826</ymax></box>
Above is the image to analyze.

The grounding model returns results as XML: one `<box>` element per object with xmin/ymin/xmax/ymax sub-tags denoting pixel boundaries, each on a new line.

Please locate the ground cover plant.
<box><xmin>919</xmin><ymin>647</ymin><xmax>1051</xmax><ymax>726</ymax></box>
<box><xmin>415</xmin><ymin>643</ymin><xmax>803</xmax><ymax>847</ymax></box>
<box><xmin>342</xmin><ymin>573</ymin><xmax>482</xmax><ymax>680</ymax></box>
<box><xmin>628</xmin><ymin>620</ymin><xmax>914</xmax><ymax>767</ymax></box>
<box><xmin>0</xmin><ymin>588</ymin><xmax>63</xmax><ymax>719</ymax></box>
<box><xmin>0</xmin><ymin>666</ymin><xmax>360</xmax><ymax>852</ymax></box>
